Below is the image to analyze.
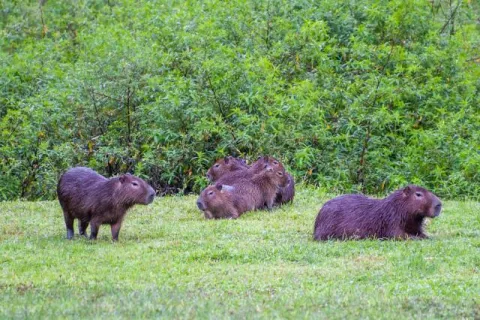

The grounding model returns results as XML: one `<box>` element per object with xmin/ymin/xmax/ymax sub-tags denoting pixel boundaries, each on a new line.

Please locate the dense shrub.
<box><xmin>1</xmin><ymin>0</ymin><xmax>479</xmax><ymax>200</ymax></box>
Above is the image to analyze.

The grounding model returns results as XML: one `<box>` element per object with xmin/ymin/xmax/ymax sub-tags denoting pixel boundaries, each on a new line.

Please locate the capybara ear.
<box><xmin>224</xmin><ymin>157</ymin><xmax>229</xmax><ymax>164</ymax></box>
<box><xmin>216</xmin><ymin>184</ymin><xmax>223</xmax><ymax>191</ymax></box>
<box><xmin>257</xmin><ymin>155</ymin><xmax>262</xmax><ymax>160</ymax></box>
<box><xmin>119</xmin><ymin>175</ymin><xmax>128</xmax><ymax>183</ymax></box>
<box><xmin>263</xmin><ymin>156</ymin><xmax>269</xmax><ymax>163</ymax></box>
<box><xmin>403</xmin><ymin>185</ymin><xmax>412</xmax><ymax>196</ymax></box>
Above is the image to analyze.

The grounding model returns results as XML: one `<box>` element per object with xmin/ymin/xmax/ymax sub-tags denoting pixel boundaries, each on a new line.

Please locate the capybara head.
<box><xmin>116</xmin><ymin>174</ymin><xmax>156</xmax><ymax>205</ymax></box>
<box><xmin>251</xmin><ymin>156</ymin><xmax>284</xmax><ymax>174</ymax></box>
<box><xmin>197</xmin><ymin>184</ymin><xmax>232</xmax><ymax>218</ymax></box>
<box><xmin>262</xmin><ymin>163</ymin><xmax>288</xmax><ymax>188</ymax></box>
<box><xmin>401</xmin><ymin>185</ymin><xmax>442</xmax><ymax>218</ymax></box>
<box><xmin>206</xmin><ymin>156</ymin><xmax>248</xmax><ymax>182</ymax></box>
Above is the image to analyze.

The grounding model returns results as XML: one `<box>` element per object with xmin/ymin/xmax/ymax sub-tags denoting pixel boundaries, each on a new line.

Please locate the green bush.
<box><xmin>1</xmin><ymin>0</ymin><xmax>479</xmax><ymax>200</ymax></box>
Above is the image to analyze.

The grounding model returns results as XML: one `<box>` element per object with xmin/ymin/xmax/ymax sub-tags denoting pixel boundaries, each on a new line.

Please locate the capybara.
<box><xmin>197</xmin><ymin>165</ymin><xmax>288</xmax><ymax>219</ymax></box>
<box><xmin>313</xmin><ymin>185</ymin><xmax>442</xmax><ymax>240</ymax></box>
<box><xmin>275</xmin><ymin>173</ymin><xmax>295</xmax><ymax>205</ymax></box>
<box><xmin>206</xmin><ymin>156</ymin><xmax>249</xmax><ymax>182</ymax></box>
<box><xmin>248</xmin><ymin>156</ymin><xmax>295</xmax><ymax>205</ymax></box>
<box><xmin>57</xmin><ymin>167</ymin><xmax>155</xmax><ymax>241</ymax></box>
<box><xmin>208</xmin><ymin>156</ymin><xmax>295</xmax><ymax>205</ymax></box>
<box><xmin>196</xmin><ymin>184</ymin><xmax>259</xmax><ymax>219</ymax></box>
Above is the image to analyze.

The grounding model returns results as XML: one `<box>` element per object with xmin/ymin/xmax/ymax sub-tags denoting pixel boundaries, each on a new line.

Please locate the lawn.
<box><xmin>0</xmin><ymin>188</ymin><xmax>479</xmax><ymax>319</ymax></box>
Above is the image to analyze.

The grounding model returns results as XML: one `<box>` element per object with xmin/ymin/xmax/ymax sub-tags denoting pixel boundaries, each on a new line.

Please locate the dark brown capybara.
<box><xmin>206</xmin><ymin>156</ymin><xmax>249</xmax><ymax>182</ymax></box>
<box><xmin>249</xmin><ymin>156</ymin><xmax>295</xmax><ymax>205</ymax></box>
<box><xmin>208</xmin><ymin>155</ymin><xmax>295</xmax><ymax>205</ymax></box>
<box><xmin>197</xmin><ymin>164</ymin><xmax>288</xmax><ymax>219</ymax></box>
<box><xmin>313</xmin><ymin>185</ymin><xmax>442</xmax><ymax>240</ymax></box>
<box><xmin>57</xmin><ymin>167</ymin><xmax>155</xmax><ymax>241</ymax></box>
<box><xmin>196</xmin><ymin>184</ymin><xmax>259</xmax><ymax>219</ymax></box>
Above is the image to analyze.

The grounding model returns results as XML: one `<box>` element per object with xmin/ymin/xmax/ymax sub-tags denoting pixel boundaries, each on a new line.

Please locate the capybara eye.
<box><xmin>132</xmin><ymin>181</ymin><xmax>139</xmax><ymax>187</ymax></box>
<box><xmin>208</xmin><ymin>191</ymin><xmax>214</xmax><ymax>195</ymax></box>
<box><xmin>415</xmin><ymin>192</ymin><xmax>423</xmax><ymax>198</ymax></box>
<box><xmin>277</xmin><ymin>172</ymin><xmax>283</xmax><ymax>176</ymax></box>
<box><xmin>215</xmin><ymin>164</ymin><xmax>220</xmax><ymax>168</ymax></box>
<box><xmin>273</xmin><ymin>161</ymin><xmax>278</xmax><ymax>165</ymax></box>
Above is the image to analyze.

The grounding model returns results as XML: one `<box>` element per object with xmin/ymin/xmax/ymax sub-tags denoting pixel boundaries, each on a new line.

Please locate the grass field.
<box><xmin>0</xmin><ymin>188</ymin><xmax>479</xmax><ymax>319</ymax></box>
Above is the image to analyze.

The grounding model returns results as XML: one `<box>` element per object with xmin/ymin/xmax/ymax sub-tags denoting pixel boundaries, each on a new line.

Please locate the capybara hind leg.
<box><xmin>79</xmin><ymin>221</ymin><xmax>89</xmax><ymax>237</ymax></box>
<box><xmin>89</xmin><ymin>219</ymin><xmax>101</xmax><ymax>240</ymax></box>
<box><xmin>63</xmin><ymin>212</ymin><xmax>74</xmax><ymax>240</ymax></box>
<box><xmin>110</xmin><ymin>219</ymin><xmax>124</xmax><ymax>241</ymax></box>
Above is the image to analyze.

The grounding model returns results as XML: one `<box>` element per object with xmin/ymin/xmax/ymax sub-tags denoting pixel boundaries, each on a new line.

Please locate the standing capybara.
<box><xmin>206</xmin><ymin>156</ymin><xmax>249</xmax><ymax>182</ymax></box>
<box><xmin>197</xmin><ymin>164</ymin><xmax>288</xmax><ymax>219</ymax></box>
<box><xmin>313</xmin><ymin>185</ymin><xmax>442</xmax><ymax>240</ymax></box>
<box><xmin>57</xmin><ymin>167</ymin><xmax>155</xmax><ymax>241</ymax></box>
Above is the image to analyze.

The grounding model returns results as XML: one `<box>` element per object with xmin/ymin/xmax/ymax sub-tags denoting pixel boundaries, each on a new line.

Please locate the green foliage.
<box><xmin>1</xmin><ymin>0</ymin><xmax>479</xmax><ymax>200</ymax></box>
<box><xmin>0</xmin><ymin>191</ymin><xmax>479</xmax><ymax>318</ymax></box>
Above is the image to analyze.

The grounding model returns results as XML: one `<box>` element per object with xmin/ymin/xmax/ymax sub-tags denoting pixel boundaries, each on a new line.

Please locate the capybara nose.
<box><xmin>197</xmin><ymin>201</ymin><xmax>204</xmax><ymax>210</ymax></box>
<box><xmin>434</xmin><ymin>203</ymin><xmax>442</xmax><ymax>217</ymax></box>
<box><xmin>146</xmin><ymin>187</ymin><xmax>155</xmax><ymax>204</ymax></box>
<box><xmin>206</xmin><ymin>173</ymin><xmax>212</xmax><ymax>181</ymax></box>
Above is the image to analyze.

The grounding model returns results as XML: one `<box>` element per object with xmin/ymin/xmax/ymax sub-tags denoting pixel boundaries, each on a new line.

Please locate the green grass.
<box><xmin>0</xmin><ymin>188</ymin><xmax>479</xmax><ymax>319</ymax></box>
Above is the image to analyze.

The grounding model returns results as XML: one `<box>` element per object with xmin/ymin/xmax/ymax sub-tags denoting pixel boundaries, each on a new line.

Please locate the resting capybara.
<box><xmin>196</xmin><ymin>184</ymin><xmax>259</xmax><ymax>219</ymax></box>
<box><xmin>197</xmin><ymin>164</ymin><xmax>288</xmax><ymax>219</ymax></box>
<box><xmin>214</xmin><ymin>156</ymin><xmax>295</xmax><ymax>205</ymax></box>
<box><xmin>206</xmin><ymin>156</ymin><xmax>249</xmax><ymax>182</ymax></box>
<box><xmin>313</xmin><ymin>185</ymin><xmax>442</xmax><ymax>240</ymax></box>
<box><xmin>57</xmin><ymin>167</ymin><xmax>155</xmax><ymax>241</ymax></box>
<box><xmin>275</xmin><ymin>173</ymin><xmax>295</xmax><ymax>204</ymax></box>
<box><xmin>250</xmin><ymin>156</ymin><xmax>295</xmax><ymax>205</ymax></box>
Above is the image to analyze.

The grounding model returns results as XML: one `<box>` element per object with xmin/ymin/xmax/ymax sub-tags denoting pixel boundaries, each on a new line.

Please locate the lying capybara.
<box><xmin>206</xmin><ymin>156</ymin><xmax>249</xmax><ymax>182</ymax></box>
<box><xmin>196</xmin><ymin>184</ymin><xmax>259</xmax><ymax>219</ymax></box>
<box><xmin>313</xmin><ymin>185</ymin><xmax>442</xmax><ymax>240</ymax></box>
<box><xmin>57</xmin><ymin>167</ymin><xmax>155</xmax><ymax>241</ymax></box>
<box><xmin>276</xmin><ymin>173</ymin><xmax>295</xmax><ymax>204</ymax></box>
<box><xmin>250</xmin><ymin>156</ymin><xmax>295</xmax><ymax>205</ymax></box>
<box><xmin>208</xmin><ymin>155</ymin><xmax>295</xmax><ymax>205</ymax></box>
<box><xmin>197</xmin><ymin>164</ymin><xmax>288</xmax><ymax>219</ymax></box>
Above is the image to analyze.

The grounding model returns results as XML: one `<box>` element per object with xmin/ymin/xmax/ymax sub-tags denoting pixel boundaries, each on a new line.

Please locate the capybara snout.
<box><xmin>434</xmin><ymin>203</ymin><xmax>442</xmax><ymax>217</ymax></box>
<box><xmin>197</xmin><ymin>199</ymin><xmax>205</xmax><ymax>211</ymax></box>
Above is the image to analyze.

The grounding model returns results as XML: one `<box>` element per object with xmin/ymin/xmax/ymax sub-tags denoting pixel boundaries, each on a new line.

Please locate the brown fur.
<box><xmin>212</xmin><ymin>156</ymin><xmax>295</xmax><ymax>206</ymax></box>
<box><xmin>57</xmin><ymin>167</ymin><xmax>155</xmax><ymax>241</ymax></box>
<box><xmin>313</xmin><ymin>185</ymin><xmax>442</xmax><ymax>240</ymax></box>
<box><xmin>250</xmin><ymin>156</ymin><xmax>295</xmax><ymax>205</ymax></box>
<box><xmin>197</xmin><ymin>164</ymin><xmax>288</xmax><ymax>219</ymax></box>
<box><xmin>206</xmin><ymin>156</ymin><xmax>249</xmax><ymax>182</ymax></box>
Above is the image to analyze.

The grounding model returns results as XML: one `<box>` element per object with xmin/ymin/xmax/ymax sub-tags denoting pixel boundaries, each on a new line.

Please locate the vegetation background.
<box><xmin>1</xmin><ymin>0</ymin><xmax>479</xmax><ymax>201</ymax></box>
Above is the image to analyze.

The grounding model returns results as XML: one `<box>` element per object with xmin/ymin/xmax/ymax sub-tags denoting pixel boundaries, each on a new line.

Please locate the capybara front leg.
<box><xmin>63</xmin><ymin>212</ymin><xmax>74</xmax><ymax>240</ymax></box>
<box><xmin>79</xmin><ymin>221</ymin><xmax>89</xmax><ymax>237</ymax></box>
<box><xmin>110</xmin><ymin>219</ymin><xmax>124</xmax><ymax>242</ymax></box>
<box><xmin>265</xmin><ymin>199</ymin><xmax>274</xmax><ymax>210</ymax></box>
